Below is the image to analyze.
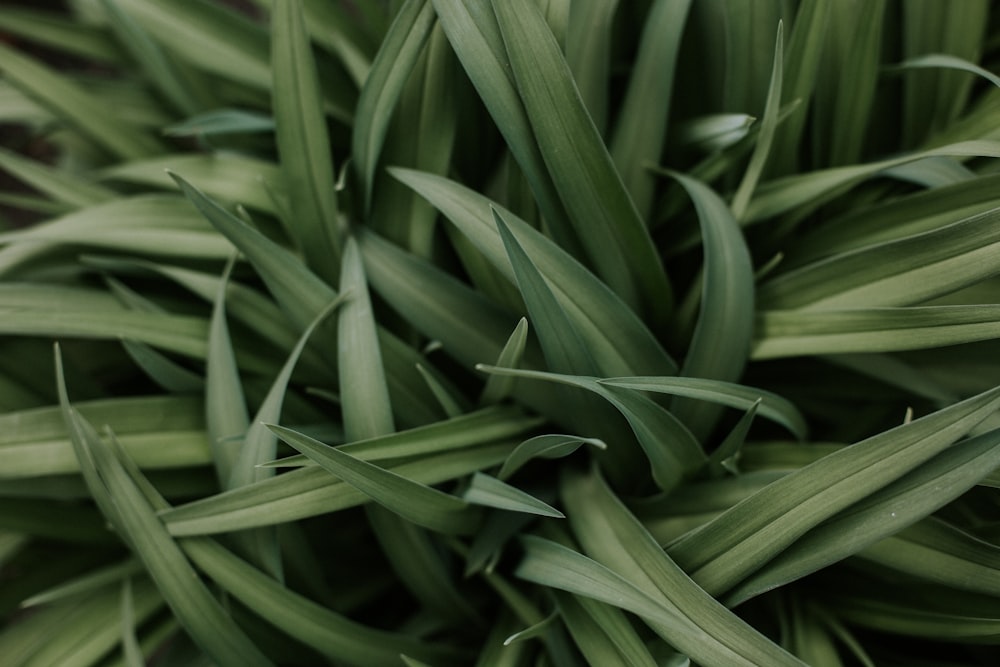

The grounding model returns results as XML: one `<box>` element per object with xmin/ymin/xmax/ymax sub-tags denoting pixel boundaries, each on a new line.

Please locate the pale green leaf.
<box><xmin>480</xmin><ymin>317</ymin><xmax>529</xmax><ymax>405</ymax></box>
<box><xmin>597</xmin><ymin>376</ymin><xmax>806</xmax><ymax>440</ymax></box>
<box><xmin>726</xmin><ymin>424</ymin><xmax>1000</xmax><ymax>605</ymax></box>
<box><xmin>754</xmin><ymin>305</ymin><xmax>1000</xmax><ymax>358</ymax></box>
<box><xmin>667</xmin><ymin>385</ymin><xmax>1000</xmax><ymax>596</ymax></box>
<box><xmin>561</xmin><ymin>468</ymin><xmax>804</xmax><ymax>666</ymax></box>
<box><xmin>463</xmin><ymin>472</ymin><xmax>563</xmax><ymax>518</ymax></box>
<box><xmin>268</xmin><ymin>424</ymin><xmax>480</xmax><ymax>534</ymax></box>
<box><xmin>338</xmin><ymin>236</ymin><xmax>394</xmax><ymax>440</ymax></box>
<box><xmin>498</xmin><ymin>434</ymin><xmax>606</xmax><ymax>481</ymax></box>
<box><xmin>0</xmin><ymin>41</ymin><xmax>162</xmax><ymax>160</ymax></box>
<box><xmin>162</xmin><ymin>443</ymin><xmax>512</xmax><ymax>535</ymax></box>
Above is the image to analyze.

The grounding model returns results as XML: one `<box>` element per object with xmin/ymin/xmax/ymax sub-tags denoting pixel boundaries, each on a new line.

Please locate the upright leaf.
<box><xmin>669</xmin><ymin>174</ymin><xmax>754</xmax><ymax>439</ymax></box>
<box><xmin>491</xmin><ymin>0</ymin><xmax>673</xmax><ymax>325</ymax></box>
<box><xmin>272</xmin><ymin>0</ymin><xmax>343</xmax><ymax>283</ymax></box>
<box><xmin>609</xmin><ymin>0</ymin><xmax>692</xmax><ymax>221</ymax></box>
<box><xmin>352</xmin><ymin>0</ymin><xmax>436</xmax><ymax>213</ymax></box>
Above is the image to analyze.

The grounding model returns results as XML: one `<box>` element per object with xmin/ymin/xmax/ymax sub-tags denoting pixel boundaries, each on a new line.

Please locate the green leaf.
<box><xmin>708</xmin><ymin>400</ymin><xmax>760</xmax><ymax>475</ymax></box>
<box><xmin>205</xmin><ymin>256</ymin><xmax>249</xmax><ymax>487</ymax></box>
<box><xmin>121</xmin><ymin>340</ymin><xmax>205</xmax><ymax>393</ymax></box>
<box><xmin>100</xmin><ymin>0</ymin><xmax>204</xmax><ymax>116</ymax></box>
<box><xmin>491</xmin><ymin>0</ymin><xmax>673</xmax><ymax>324</ymax></box>
<box><xmin>120</xmin><ymin>579</ymin><xmax>144</xmax><ymax>667</ymax></box>
<box><xmin>104</xmin><ymin>154</ymin><xmax>283</xmax><ymax>215</ymax></box>
<box><xmin>113</xmin><ymin>0</ymin><xmax>271</xmax><ymax>90</ymax></box>
<box><xmin>676</xmin><ymin>114</ymin><xmax>756</xmax><ymax>152</ymax></box>
<box><xmin>901</xmin><ymin>0</ymin><xmax>991</xmax><ymax>146</ymax></box>
<box><xmin>666</xmin><ymin>384</ymin><xmax>1000</xmax><ymax>596</ymax></box>
<box><xmin>892</xmin><ymin>52</ymin><xmax>1000</xmax><ymax>92</ymax></box>
<box><xmin>353</xmin><ymin>0</ymin><xmax>435</xmax><ymax>213</ymax></box>
<box><xmin>272</xmin><ymin>0</ymin><xmax>342</xmax><ymax>283</ymax></box>
<box><xmin>554</xmin><ymin>591</ymin><xmax>659</xmax><ymax>667</ymax></box>
<box><xmin>499</xmin><ymin>434</ymin><xmax>606</xmax><ymax>481</ymax></box>
<box><xmin>478</xmin><ymin>365</ymin><xmax>705</xmax><ymax>492</ymax></box>
<box><xmin>494</xmin><ymin>208</ymin><xmax>597</xmax><ymax>377</ymax></box>
<box><xmin>0</xmin><ymin>7</ymin><xmax>123</xmax><ymax>63</ymax></box>
<box><xmin>0</xmin><ymin>295</ymin><xmax>208</xmax><ymax>360</ymax></box>
<box><xmin>480</xmin><ymin>317</ymin><xmax>529</xmax><ymax>405</ymax></box>
<box><xmin>55</xmin><ymin>348</ymin><xmax>274</xmax><ymax>667</ymax></box>
<box><xmin>565</xmin><ymin>0</ymin><xmax>619</xmax><ymax>133</ymax></box>
<box><xmin>608</xmin><ymin>0</ymin><xmax>691</xmax><ymax>220</ymax></box>
<box><xmin>365</xmin><ymin>503</ymin><xmax>480</xmax><ymax>623</ymax></box>
<box><xmin>597</xmin><ymin>376</ymin><xmax>806</xmax><ymax>440</ymax></box>
<box><xmin>856</xmin><ymin>518</ymin><xmax>1000</xmax><ymax>596</ymax></box>
<box><xmin>268</xmin><ymin>424</ymin><xmax>480</xmax><ymax>534</ymax></box>
<box><xmin>390</xmin><ymin>168</ymin><xmax>677</xmax><ymax>377</ymax></box>
<box><xmin>667</xmin><ymin>173</ymin><xmax>755</xmax><ymax>438</ymax></box>
<box><xmin>164</xmin><ymin>109</ymin><xmax>276</xmax><ymax>138</ymax></box>
<box><xmin>760</xmin><ymin>206</ymin><xmax>1000</xmax><ymax>311</ymax></box>
<box><xmin>811</xmin><ymin>0</ymin><xmax>885</xmax><ymax>167</ymax></box>
<box><xmin>0</xmin><ymin>395</ymin><xmax>211</xmax><ymax>478</ymax></box>
<box><xmin>0</xmin><ymin>146</ymin><xmax>116</xmax><ymax>209</ymax></box>
<box><xmin>429</xmin><ymin>0</ymin><xmax>579</xmax><ymax>256</ymax></box>
<box><xmin>754</xmin><ymin>305</ymin><xmax>1000</xmax><ymax>358</ymax></box>
<box><xmin>767</xmin><ymin>0</ymin><xmax>831</xmax><ymax>175</ymax></box>
<box><xmin>744</xmin><ymin>140</ymin><xmax>1000</xmax><ymax>223</ymax></box>
<box><xmin>463</xmin><ymin>472</ymin><xmax>564</xmax><ymax>518</ymax></box>
<box><xmin>726</xmin><ymin>424</ymin><xmax>1000</xmax><ymax>605</ymax></box>
<box><xmin>517</xmin><ymin>535</ymin><xmax>801</xmax><ymax>666</ymax></box>
<box><xmin>266</xmin><ymin>404</ymin><xmax>542</xmax><ymax>468</ymax></box>
<box><xmin>338</xmin><ymin>236</ymin><xmax>394</xmax><ymax>440</ymax></box>
<box><xmin>0</xmin><ymin>41</ymin><xmax>163</xmax><ymax>160</ymax></box>
<box><xmin>180</xmin><ymin>537</ymin><xmax>464</xmax><ymax>666</ymax></box>
<box><xmin>162</xmin><ymin>443</ymin><xmax>512</xmax><ymax>535</ymax></box>
<box><xmin>169</xmin><ymin>172</ymin><xmax>332</xmax><ymax>330</ymax></box>
<box><xmin>730</xmin><ymin>22</ymin><xmax>783</xmax><ymax>220</ymax></box>
<box><xmin>561</xmin><ymin>468</ymin><xmax>804</xmax><ymax>666</ymax></box>
<box><xmin>0</xmin><ymin>577</ymin><xmax>163</xmax><ymax>667</ymax></box>
<box><xmin>783</xmin><ymin>172</ymin><xmax>1000</xmax><ymax>268</ymax></box>
<box><xmin>357</xmin><ymin>225</ymin><xmax>520</xmax><ymax>364</ymax></box>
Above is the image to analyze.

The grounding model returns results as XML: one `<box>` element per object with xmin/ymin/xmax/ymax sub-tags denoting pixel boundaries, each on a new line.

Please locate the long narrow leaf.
<box><xmin>55</xmin><ymin>348</ymin><xmax>274</xmax><ymax>667</ymax></box>
<box><xmin>491</xmin><ymin>0</ymin><xmax>673</xmax><ymax>324</ymax></box>
<box><xmin>666</xmin><ymin>384</ymin><xmax>1000</xmax><ymax>595</ymax></box>
<box><xmin>268</xmin><ymin>424</ymin><xmax>480</xmax><ymax>534</ymax></box>
<box><xmin>272</xmin><ymin>0</ymin><xmax>342</xmax><ymax>283</ymax></box>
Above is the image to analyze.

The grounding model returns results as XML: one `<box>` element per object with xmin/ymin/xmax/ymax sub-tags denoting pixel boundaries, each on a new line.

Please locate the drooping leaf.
<box><xmin>499</xmin><ymin>434</ymin><xmax>606</xmax><ymax>481</ymax></box>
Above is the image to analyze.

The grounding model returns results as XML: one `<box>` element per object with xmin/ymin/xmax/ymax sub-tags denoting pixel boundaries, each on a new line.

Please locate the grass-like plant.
<box><xmin>1</xmin><ymin>0</ymin><xmax>1000</xmax><ymax>665</ymax></box>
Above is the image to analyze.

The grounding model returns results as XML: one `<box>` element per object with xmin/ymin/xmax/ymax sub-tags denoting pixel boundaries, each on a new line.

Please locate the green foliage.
<box><xmin>1</xmin><ymin>1</ymin><xmax>999</xmax><ymax>665</ymax></box>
